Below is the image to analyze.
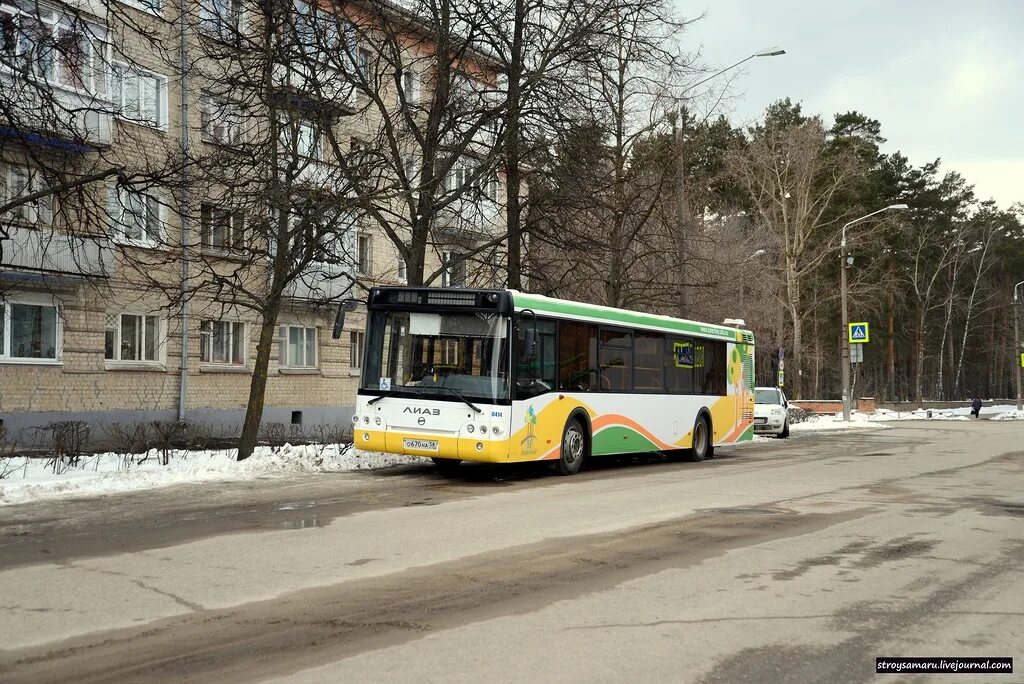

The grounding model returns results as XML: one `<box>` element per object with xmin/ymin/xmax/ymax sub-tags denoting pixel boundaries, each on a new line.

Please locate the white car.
<box><xmin>754</xmin><ymin>386</ymin><xmax>790</xmax><ymax>438</ymax></box>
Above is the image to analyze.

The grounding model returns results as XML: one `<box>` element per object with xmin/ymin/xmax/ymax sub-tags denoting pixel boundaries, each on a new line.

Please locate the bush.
<box><xmin>788</xmin><ymin>406</ymin><xmax>810</xmax><ymax>424</ymax></box>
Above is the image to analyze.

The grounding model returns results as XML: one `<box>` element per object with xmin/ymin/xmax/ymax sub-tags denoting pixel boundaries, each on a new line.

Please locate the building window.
<box><xmin>484</xmin><ymin>175</ymin><xmax>499</xmax><ymax>202</ymax></box>
<box><xmin>0</xmin><ymin>300</ymin><xmax>59</xmax><ymax>360</ymax></box>
<box><xmin>200</xmin><ymin>0</ymin><xmax>242</xmax><ymax>39</ymax></box>
<box><xmin>356</xmin><ymin>233</ymin><xmax>372</xmax><ymax>275</ymax></box>
<box><xmin>397</xmin><ymin>257</ymin><xmax>407</xmax><ymax>283</ymax></box>
<box><xmin>111</xmin><ymin>63</ymin><xmax>168</xmax><ymax>128</ymax></box>
<box><xmin>349</xmin><ymin>330</ymin><xmax>364</xmax><ymax>369</ymax></box>
<box><xmin>108</xmin><ymin>186</ymin><xmax>161</xmax><ymax>245</ymax></box>
<box><xmin>200</xmin><ymin>204</ymin><xmax>244</xmax><ymax>251</ymax></box>
<box><xmin>105</xmin><ymin>313</ymin><xmax>161</xmax><ymax>363</ymax></box>
<box><xmin>0</xmin><ymin>6</ymin><xmax>108</xmax><ymax>95</ymax></box>
<box><xmin>447</xmin><ymin>161</ymin><xmax>475</xmax><ymax>193</ymax></box>
<box><xmin>401</xmin><ymin>68</ymin><xmax>419</xmax><ymax>104</ymax></box>
<box><xmin>356</xmin><ymin>47</ymin><xmax>373</xmax><ymax>82</ymax></box>
<box><xmin>278</xmin><ymin>325</ymin><xmax>317</xmax><ymax>368</ymax></box>
<box><xmin>1</xmin><ymin>164</ymin><xmax>52</xmax><ymax>224</ymax></box>
<box><xmin>279</xmin><ymin>117</ymin><xmax>319</xmax><ymax>160</ymax></box>
<box><xmin>200</xmin><ymin>95</ymin><xmax>243</xmax><ymax>145</ymax></box>
<box><xmin>441</xmin><ymin>250</ymin><xmax>466</xmax><ymax>287</ymax></box>
<box><xmin>200</xmin><ymin>320</ymin><xmax>245</xmax><ymax>365</ymax></box>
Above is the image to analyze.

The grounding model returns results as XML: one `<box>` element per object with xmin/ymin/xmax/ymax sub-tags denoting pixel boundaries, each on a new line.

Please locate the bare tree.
<box><xmin>727</xmin><ymin>110</ymin><xmax>863</xmax><ymax>399</ymax></box>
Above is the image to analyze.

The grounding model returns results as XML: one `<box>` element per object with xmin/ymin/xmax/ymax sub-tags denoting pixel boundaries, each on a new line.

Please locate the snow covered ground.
<box><xmin>0</xmin><ymin>445</ymin><xmax>419</xmax><ymax>507</ymax></box>
<box><xmin>790</xmin><ymin>413</ymin><xmax>889</xmax><ymax>433</ymax></box>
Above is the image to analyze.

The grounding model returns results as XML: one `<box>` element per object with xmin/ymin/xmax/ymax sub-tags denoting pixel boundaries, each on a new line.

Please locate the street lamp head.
<box><xmin>754</xmin><ymin>47</ymin><xmax>786</xmax><ymax>57</ymax></box>
<box><xmin>887</xmin><ymin>203</ymin><xmax>909</xmax><ymax>210</ymax></box>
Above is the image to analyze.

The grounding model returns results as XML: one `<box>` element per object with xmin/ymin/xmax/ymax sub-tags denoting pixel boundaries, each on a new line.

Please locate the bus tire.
<box><xmin>554</xmin><ymin>418</ymin><xmax>587</xmax><ymax>476</ymax></box>
<box><xmin>431</xmin><ymin>457</ymin><xmax>462</xmax><ymax>474</ymax></box>
<box><xmin>688</xmin><ymin>414</ymin><xmax>713</xmax><ymax>462</ymax></box>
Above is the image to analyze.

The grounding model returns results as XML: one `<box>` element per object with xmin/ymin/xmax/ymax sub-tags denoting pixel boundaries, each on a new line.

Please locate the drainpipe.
<box><xmin>177</xmin><ymin>2</ymin><xmax>190</xmax><ymax>422</ymax></box>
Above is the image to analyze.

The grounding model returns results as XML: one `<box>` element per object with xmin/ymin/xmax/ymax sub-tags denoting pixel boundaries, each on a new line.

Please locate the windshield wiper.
<box><xmin>432</xmin><ymin>386</ymin><xmax>482</xmax><ymax>413</ymax></box>
<box><xmin>367</xmin><ymin>395</ymin><xmax>387</xmax><ymax>405</ymax></box>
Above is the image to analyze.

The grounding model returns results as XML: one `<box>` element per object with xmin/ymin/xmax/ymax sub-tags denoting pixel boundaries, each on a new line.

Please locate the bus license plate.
<box><xmin>404</xmin><ymin>438</ymin><xmax>439</xmax><ymax>451</ymax></box>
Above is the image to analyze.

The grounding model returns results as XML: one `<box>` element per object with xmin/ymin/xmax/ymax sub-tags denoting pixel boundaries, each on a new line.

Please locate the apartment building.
<box><xmin>0</xmin><ymin>0</ymin><xmax>508</xmax><ymax>440</ymax></box>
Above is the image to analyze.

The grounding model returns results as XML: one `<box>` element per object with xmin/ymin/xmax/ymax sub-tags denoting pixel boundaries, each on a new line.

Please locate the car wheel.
<box><xmin>779</xmin><ymin>420</ymin><xmax>790</xmax><ymax>439</ymax></box>
<box><xmin>554</xmin><ymin>418</ymin><xmax>587</xmax><ymax>476</ymax></box>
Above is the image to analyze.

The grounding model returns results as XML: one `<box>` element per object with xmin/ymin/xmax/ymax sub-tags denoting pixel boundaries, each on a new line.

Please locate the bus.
<box><xmin>352</xmin><ymin>287</ymin><xmax>755</xmax><ymax>475</ymax></box>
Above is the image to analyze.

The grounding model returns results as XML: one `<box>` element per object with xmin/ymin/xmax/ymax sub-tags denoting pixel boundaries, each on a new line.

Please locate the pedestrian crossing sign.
<box><xmin>848</xmin><ymin>322</ymin><xmax>869</xmax><ymax>344</ymax></box>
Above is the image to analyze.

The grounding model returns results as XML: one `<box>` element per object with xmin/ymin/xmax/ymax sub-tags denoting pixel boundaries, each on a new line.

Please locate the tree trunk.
<box><xmin>237</xmin><ymin>299</ymin><xmax>284</xmax><ymax>461</ymax></box>
<box><xmin>914</xmin><ymin>308</ymin><xmax>925</xmax><ymax>404</ymax></box>
<box><xmin>887</xmin><ymin>292</ymin><xmax>895</xmax><ymax>402</ymax></box>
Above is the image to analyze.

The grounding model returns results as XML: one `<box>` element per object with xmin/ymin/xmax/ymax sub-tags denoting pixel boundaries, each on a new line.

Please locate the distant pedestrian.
<box><xmin>971</xmin><ymin>397</ymin><xmax>982</xmax><ymax>418</ymax></box>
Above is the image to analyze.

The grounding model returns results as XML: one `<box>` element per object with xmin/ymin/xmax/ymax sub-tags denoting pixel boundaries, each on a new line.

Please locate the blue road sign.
<box><xmin>848</xmin><ymin>322</ymin><xmax>869</xmax><ymax>344</ymax></box>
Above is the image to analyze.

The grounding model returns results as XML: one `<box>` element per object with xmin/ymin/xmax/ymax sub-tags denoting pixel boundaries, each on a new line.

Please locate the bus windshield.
<box><xmin>362</xmin><ymin>310</ymin><xmax>510</xmax><ymax>404</ymax></box>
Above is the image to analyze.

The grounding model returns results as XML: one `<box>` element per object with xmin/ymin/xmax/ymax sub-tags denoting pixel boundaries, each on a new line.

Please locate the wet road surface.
<box><xmin>1</xmin><ymin>422</ymin><xmax>1022</xmax><ymax>683</ymax></box>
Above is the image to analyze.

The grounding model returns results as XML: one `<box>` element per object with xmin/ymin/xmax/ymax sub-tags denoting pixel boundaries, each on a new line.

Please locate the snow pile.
<box><xmin>0</xmin><ymin>445</ymin><xmax>419</xmax><ymax>506</ymax></box>
<box><xmin>992</xmin><ymin>410</ymin><xmax>1024</xmax><ymax>421</ymax></box>
<box><xmin>871</xmin><ymin>408</ymin><xmax>970</xmax><ymax>422</ymax></box>
<box><xmin>791</xmin><ymin>413</ymin><xmax>889</xmax><ymax>432</ymax></box>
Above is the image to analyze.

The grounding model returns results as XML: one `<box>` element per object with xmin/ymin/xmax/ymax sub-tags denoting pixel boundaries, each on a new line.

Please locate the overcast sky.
<box><xmin>681</xmin><ymin>0</ymin><xmax>1022</xmax><ymax>209</ymax></box>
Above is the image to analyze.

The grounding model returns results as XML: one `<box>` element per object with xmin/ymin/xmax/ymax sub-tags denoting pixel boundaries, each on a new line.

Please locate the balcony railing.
<box><xmin>0</xmin><ymin>74</ymin><xmax>113</xmax><ymax>149</ymax></box>
<box><xmin>0</xmin><ymin>224</ymin><xmax>113</xmax><ymax>277</ymax></box>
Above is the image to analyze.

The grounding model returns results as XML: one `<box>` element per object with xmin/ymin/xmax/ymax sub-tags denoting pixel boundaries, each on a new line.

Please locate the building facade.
<box><xmin>0</xmin><ymin>0</ymin><xmax>508</xmax><ymax>443</ymax></box>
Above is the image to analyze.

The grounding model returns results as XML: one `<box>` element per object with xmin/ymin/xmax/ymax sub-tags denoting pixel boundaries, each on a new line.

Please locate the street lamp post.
<box><xmin>674</xmin><ymin>48</ymin><xmax>785</xmax><ymax>316</ymax></box>
<box><xmin>841</xmin><ymin>204</ymin><xmax>908</xmax><ymax>422</ymax></box>
<box><xmin>1014</xmin><ymin>281</ymin><xmax>1024</xmax><ymax>411</ymax></box>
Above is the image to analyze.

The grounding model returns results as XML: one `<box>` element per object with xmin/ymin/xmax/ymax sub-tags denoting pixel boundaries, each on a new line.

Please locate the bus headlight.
<box><xmin>362</xmin><ymin>432</ymin><xmax>370</xmax><ymax>441</ymax></box>
<box><xmin>351</xmin><ymin>414</ymin><xmax>359</xmax><ymax>424</ymax></box>
<box><xmin>363</xmin><ymin>416</ymin><xmax>370</xmax><ymax>425</ymax></box>
<box><xmin>478</xmin><ymin>424</ymin><xmax>487</xmax><ymax>435</ymax></box>
<box><xmin>476</xmin><ymin>442</ymin><xmax>484</xmax><ymax>451</ymax></box>
<box><xmin>492</xmin><ymin>425</ymin><xmax>501</xmax><ymax>435</ymax></box>
<box><xmin>374</xmin><ymin>416</ymin><xmax>382</xmax><ymax>426</ymax></box>
<box><xmin>466</xmin><ymin>424</ymin><xmax>475</xmax><ymax>433</ymax></box>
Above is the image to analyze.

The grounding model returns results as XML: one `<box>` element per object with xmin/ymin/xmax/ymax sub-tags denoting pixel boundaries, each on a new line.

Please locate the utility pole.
<box><xmin>840</xmin><ymin>238</ymin><xmax>851</xmax><ymax>421</ymax></box>
<box><xmin>675</xmin><ymin>113</ymin><xmax>689</xmax><ymax>316</ymax></box>
<box><xmin>1015</xmin><ymin>281</ymin><xmax>1024</xmax><ymax>411</ymax></box>
<box><xmin>670</xmin><ymin>48</ymin><xmax>784</xmax><ymax>318</ymax></box>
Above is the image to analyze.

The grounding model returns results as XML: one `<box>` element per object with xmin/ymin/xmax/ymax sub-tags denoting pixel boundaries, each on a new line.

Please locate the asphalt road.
<box><xmin>1</xmin><ymin>422</ymin><xmax>1022</xmax><ymax>683</ymax></box>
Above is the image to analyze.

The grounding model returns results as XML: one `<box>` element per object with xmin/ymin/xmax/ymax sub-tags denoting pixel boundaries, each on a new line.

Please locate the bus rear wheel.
<box><xmin>688</xmin><ymin>415</ymin><xmax>714</xmax><ymax>462</ymax></box>
<box><xmin>431</xmin><ymin>457</ymin><xmax>462</xmax><ymax>475</ymax></box>
<box><xmin>554</xmin><ymin>419</ymin><xmax>587</xmax><ymax>476</ymax></box>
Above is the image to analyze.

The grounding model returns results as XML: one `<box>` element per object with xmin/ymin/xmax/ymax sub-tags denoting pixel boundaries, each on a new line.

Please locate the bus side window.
<box><xmin>666</xmin><ymin>337</ymin><xmax>695</xmax><ymax>393</ymax></box>
<box><xmin>558</xmin><ymin>322</ymin><xmax>598</xmax><ymax>391</ymax></box>
<box><xmin>516</xmin><ymin>318</ymin><xmax>556</xmax><ymax>399</ymax></box>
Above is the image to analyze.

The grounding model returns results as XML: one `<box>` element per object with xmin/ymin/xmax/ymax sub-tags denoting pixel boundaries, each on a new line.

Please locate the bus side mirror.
<box><xmin>332</xmin><ymin>299</ymin><xmax>361</xmax><ymax>339</ymax></box>
<box><xmin>523</xmin><ymin>328</ymin><xmax>537</xmax><ymax>361</ymax></box>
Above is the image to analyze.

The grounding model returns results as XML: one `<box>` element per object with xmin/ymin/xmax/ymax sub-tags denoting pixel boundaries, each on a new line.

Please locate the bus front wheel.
<box><xmin>554</xmin><ymin>419</ymin><xmax>588</xmax><ymax>476</ymax></box>
<box><xmin>688</xmin><ymin>415</ymin><xmax>714</xmax><ymax>462</ymax></box>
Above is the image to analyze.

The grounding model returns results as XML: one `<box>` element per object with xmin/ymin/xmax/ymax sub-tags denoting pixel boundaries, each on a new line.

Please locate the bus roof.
<box><xmin>510</xmin><ymin>291</ymin><xmax>751</xmax><ymax>343</ymax></box>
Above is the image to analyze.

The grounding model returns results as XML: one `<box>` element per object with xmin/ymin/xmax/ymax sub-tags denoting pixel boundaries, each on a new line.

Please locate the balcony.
<box><xmin>1</xmin><ymin>224</ymin><xmax>113</xmax><ymax>277</ymax></box>
<box><xmin>271</xmin><ymin>63</ymin><xmax>358</xmax><ymax>113</ymax></box>
<box><xmin>0</xmin><ymin>75</ymin><xmax>113</xmax><ymax>149</ymax></box>
<box><xmin>435</xmin><ymin>198</ymin><xmax>503</xmax><ymax>242</ymax></box>
<box><xmin>284</xmin><ymin>261</ymin><xmax>355</xmax><ymax>301</ymax></box>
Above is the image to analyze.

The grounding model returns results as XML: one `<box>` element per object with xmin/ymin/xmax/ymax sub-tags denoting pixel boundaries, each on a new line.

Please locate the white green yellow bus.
<box><xmin>352</xmin><ymin>287</ymin><xmax>756</xmax><ymax>475</ymax></box>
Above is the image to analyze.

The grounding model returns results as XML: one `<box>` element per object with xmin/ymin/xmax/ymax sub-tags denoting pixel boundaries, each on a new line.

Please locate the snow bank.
<box><xmin>790</xmin><ymin>413</ymin><xmax>888</xmax><ymax>433</ymax></box>
<box><xmin>0</xmin><ymin>445</ymin><xmax>420</xmax><ymax>506</ymax></box>
<box><xmin>992</xmin><ymin>410</ymin><xmax>1024</xmax><ymax>421</ymax></box>
<box><xmin>871</xmin><ymin>408</ymin><xmax>970</xmax><ymax>422</ymax></box>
